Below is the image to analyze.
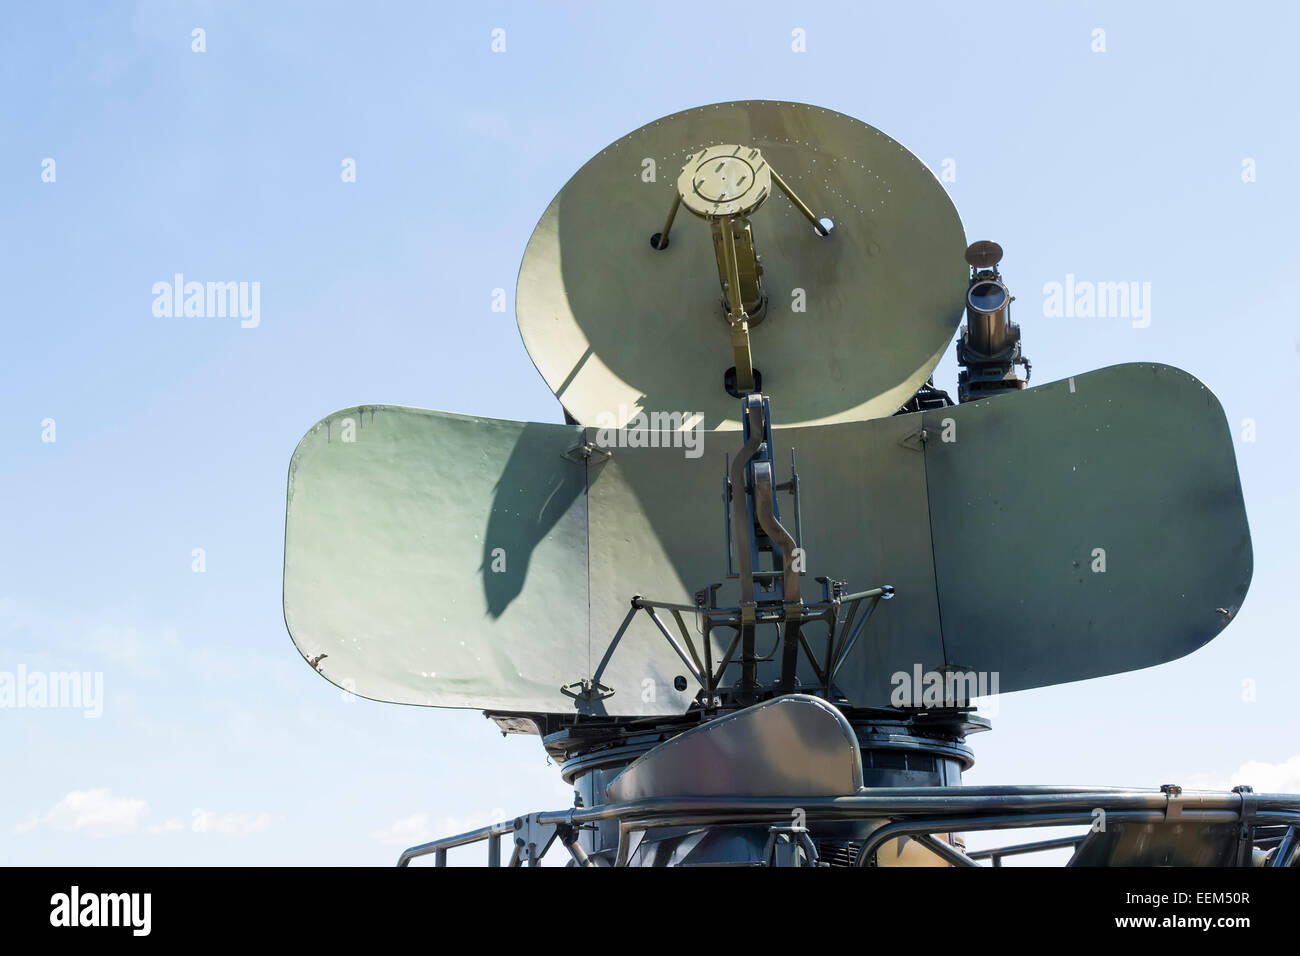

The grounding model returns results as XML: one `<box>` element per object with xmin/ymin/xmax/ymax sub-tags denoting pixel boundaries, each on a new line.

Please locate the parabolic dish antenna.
<box><xmin>516</xmin><ymin>100</ymin><xmax>968</xmax><ymax>430</ymax></box>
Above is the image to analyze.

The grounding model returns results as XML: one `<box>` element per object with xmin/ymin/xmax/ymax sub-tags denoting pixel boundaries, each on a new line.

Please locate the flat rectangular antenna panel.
<box><xmin>283</xmin><ymin>407</ymin><xmax>589</xmax><ymax>711</ymax></box>
<box><xmin>920</xmin><ymin>363</ymin><xmax>1251</xmax><ymax>693</ymax></box>
<box><xmin>283</xmin><ymin>364</ymin><xmax>1250</xmax><ymax>715</ymax></box>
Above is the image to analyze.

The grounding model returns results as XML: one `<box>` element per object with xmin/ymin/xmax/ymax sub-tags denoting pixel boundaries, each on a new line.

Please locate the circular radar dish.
<box><xmin>964</xmin><ymin>239</ymin><xmax>1004</xmax><ymax>269</ymax></box>
<box><xmin>516</xmin><ymin>100</ymin><xmax>969</xmax><ymax>429</ymax></box>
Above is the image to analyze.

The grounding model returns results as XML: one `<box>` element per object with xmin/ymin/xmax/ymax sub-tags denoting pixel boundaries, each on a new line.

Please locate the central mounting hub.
<box><xmin>652</xmin><ymin>141</ymin><xmax>828</xmax><ymax>396</ymax></box>
<box><xmin>677</xmin><ymin>145</ymin><xmax>772</xmax><ymax>219</ymax></box>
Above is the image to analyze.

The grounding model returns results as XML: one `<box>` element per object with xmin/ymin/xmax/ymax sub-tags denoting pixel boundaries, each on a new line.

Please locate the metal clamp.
<box><xmin>561</xmin><ymin>441</ymin><xmax>611</xmax><ymax>464</ymax></box>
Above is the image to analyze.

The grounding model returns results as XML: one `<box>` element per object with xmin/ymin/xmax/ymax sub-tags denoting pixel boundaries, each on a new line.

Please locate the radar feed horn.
<box><xmin>651</xmin><ymin>144</ymin><xmax>834</xmax><ymax>397</ymax></box>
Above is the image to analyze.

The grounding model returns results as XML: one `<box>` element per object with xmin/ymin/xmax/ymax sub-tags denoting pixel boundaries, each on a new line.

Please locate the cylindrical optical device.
<box><xmin>965</xmin><ymin>278</ymin><xmax>1013</xmax><ymax>356</ymax></box>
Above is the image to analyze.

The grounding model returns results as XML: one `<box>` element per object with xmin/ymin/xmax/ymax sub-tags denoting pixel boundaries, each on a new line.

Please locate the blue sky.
<box><xmin>2</xmin><ymin>1</ymin><xmax>1297</xmax><ymax>865</ymax></box>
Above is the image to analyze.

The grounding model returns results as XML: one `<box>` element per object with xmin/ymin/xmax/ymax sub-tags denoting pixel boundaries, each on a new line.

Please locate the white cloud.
<box><xmin>39</xmin><ymin>788</ymin><xmax>149</xmax><ymax>837</ymax></box>
<box><xmin>17</xmin><ymin>792</ymin><xmax>274</xmax><ymax>838</ymax></box>
<box><xmin>1187</xmin><ymin>753</ymin><xmax>1300</xmax><ymax>793</ymax></box>
<box><xmin>191</xmin><ymin>809</ymin><xmax>271</xmax><ymax>836</ymax></box>
<box><xmin>371</xmin><ymin>813</ymin><xmax>432</xmax><ymax>847</ymax></box>
<box><xmin>1226</xmin><ymin>754</ymin><xmax>1300</xmax><ymax>794</ymax></box>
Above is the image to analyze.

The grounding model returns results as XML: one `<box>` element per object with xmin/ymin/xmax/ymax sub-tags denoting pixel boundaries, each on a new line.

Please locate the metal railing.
<box><xmin>397</xmin><ymin>785</ymin><xmax>1300</xmax><ymax>867</ymax></box>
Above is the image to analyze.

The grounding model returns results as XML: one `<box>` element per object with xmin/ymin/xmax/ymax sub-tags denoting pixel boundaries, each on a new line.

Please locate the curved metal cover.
<box><xmin>516</xmin><ymin>100</ymin><xmax>968</xmax><ymax>430</ymax></box>
<box><xmin>282</xmin><ymin>408</ymin><xmax>591</xmax><ymax>711</ymax></box>
<box><xmin>605</xmin><ymin>695</ymin><xmax>863</xmax><ymax>802</ymax></box>
<box><xmin>919</xmin><ymin>362</ymin><xmax>1253</xmax><ymax>692</ymax></box>
<box><xmin>283</xmin><ymin>364</ymin><xmax>1250</xmax><ymax>714</ymax></box>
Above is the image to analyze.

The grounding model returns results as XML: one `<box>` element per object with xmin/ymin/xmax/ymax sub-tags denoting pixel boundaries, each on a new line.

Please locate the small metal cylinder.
<box><xmin>965</xmin><ymin>278</ymin><xmax>1013</xmax><ymax>356</ymax></box>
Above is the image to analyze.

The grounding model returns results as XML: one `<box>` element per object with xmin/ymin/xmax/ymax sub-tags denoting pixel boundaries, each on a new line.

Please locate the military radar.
<box><xmin>283</xmin><ymin>101</ymin><xmax>1298</xmax><ymax>867</ymax></box>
